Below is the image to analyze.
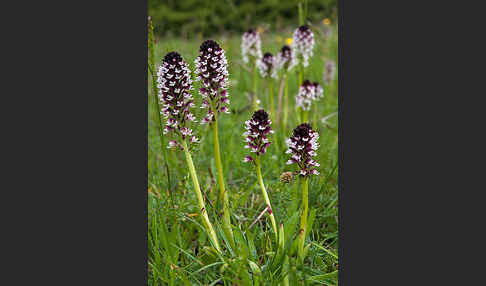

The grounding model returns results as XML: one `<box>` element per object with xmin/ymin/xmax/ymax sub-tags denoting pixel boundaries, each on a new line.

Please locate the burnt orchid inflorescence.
<box><xmin>276</xmin><ymin>45</ymin><xmax>295</xmax><ymax>73</ymax></box>
<box><xmin>157</xmin><ymin>51</ymin><xmax>198</xmax><ymax>150</ymax></box>
<box><xmin>257</xmin><ymin>52</ymin><xmax>277</xmax><ymax>79</ymax></box>
<box><xmin>241</xmin><ymin>29</ymin><xmax>262</xmax><ymax>64</ymax></box>
<box><xmin>286</xmin><ymin>123</ymin><xmax>320</xmax><ymax>177</ymax></box>
<box><xmin>242</xmin><ymin>109</ymin><xmax>278</xmax><ymax>241</ymax></box>
<box><xmin>291</xmin><ymin>25</ymin><xmax>314</xmax><ymax>68</ymax></box>
<box><xmin>296</xmin><ymin>80</ymin><xmax>324</xmax><ymax>111</ymax></box>
<box><xmin>194</xmin><ymin>40</ymin><xmax>230</xmax><ymax>124</ymax></box>
<box><xmin>324</xmin><ymin>60</ymin><xmax>336</xmax><ymax>85</ymax></box>
<box><xmin>243</xmin><ymin>109</ymin><xmax>274</xmax><ymax>163</ymax></box>
<box><xmin>158</xmin><ymin>51</ymin><xmax>222</xmax><ymax>252</ymax></box>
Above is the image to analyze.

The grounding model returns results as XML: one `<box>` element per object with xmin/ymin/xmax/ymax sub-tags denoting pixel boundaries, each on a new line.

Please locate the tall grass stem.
<box><xmin>252</xmin><ymin>60</ymin><xmax>258</xmax><ymax>110</ymax></box>
<box><xmin>283</xmin><ymin>74</ymin><xmax>289</xmax><ymax>133</ymax></box>
<box><xmin>269</xmin><ymin>80</ymin><xmax>274</xmax><ymax>122</ymax></box>
<box><xmin>148</xmin><ymin>17</ymin><xmax>171</xmax><ymax>194</ymax></box>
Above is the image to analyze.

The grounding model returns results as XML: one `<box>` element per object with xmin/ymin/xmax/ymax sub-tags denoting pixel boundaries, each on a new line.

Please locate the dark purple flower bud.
<box><xmin>157</xmin><ymin>51</ymin><xmax>198</xmax><ymax>149</ymax></box>
<box><xmin>324</xmin><ymin>60</ymin><xmax>336</xmax><ymax>84</ymax></box>
<box><xmin>194</xmin><ymin>40</ymin><xmax>230</xmax><ymax>124</ymax></box>
<box><xmin>241</xmin><ymin>29</ymin><xmax>262</xmax><ymax>64</ymax></box>
<box><xmin>257</xmin><ymin>52</ymin><xmax>277</xmax><ymax>79</ymax></box>
<box><xmin>243</xmin><ymin>109</ymin><xmax>274</xmax><ymax>162</ymax></box>
<box><xmin>291</xmin><ymin>25</ymin><xmax>314</xmax><ymax>67</ymax></box>
<box><xmin>276</xmin><ymin>45</ymin><xmax>295</xmax><ymax>72</ymax></box>
<box><xmin>296</xmin><ymin>80</ymin><xmax>324</xmax><ymax>111</ymax></box>
<box><xmin>286</xmin><ymin>123</ymin><xmax>320</xmax><ymax>177</ymax></box>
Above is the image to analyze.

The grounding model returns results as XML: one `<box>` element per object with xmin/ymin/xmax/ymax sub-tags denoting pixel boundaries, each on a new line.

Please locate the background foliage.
<box><xmin>148</xmin><ymin>0</ymin><xmax>338</xmax><ymax>37</ymax></box>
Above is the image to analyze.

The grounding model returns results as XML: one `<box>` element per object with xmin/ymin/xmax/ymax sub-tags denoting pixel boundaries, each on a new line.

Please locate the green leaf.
<box><xmin>248</xmin><ymin>260</ymin><xmax>262</xmax><ymax>276</ymax></box>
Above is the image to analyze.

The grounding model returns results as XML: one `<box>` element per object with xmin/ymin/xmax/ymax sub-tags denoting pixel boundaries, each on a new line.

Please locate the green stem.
<box><xmin>255</xmin><ymin>156</ymin><xmax>278</xmax><ymax>242</ymax></box>
<box><xmin>269</xmin><ymin>79</ymin><xmax>280</xmax><ymax>154</ymax></box>
<box><xmin>304</xmin><ymin>0</ymin><xmax>308</xmax><ymax>24</ymax></box>
<box><xmin>283</xmin><ymin>74</ymin><xmax>289</xmax><ymax>133</ymax></box>
<box><xmin>148</xmin><ymin>18</ymin><xmax>165</xmax><ymax>161</ymax></box>
<box><xmin>312</xmin><ymin>104</ymin><xmax>318</xmax><ymax>127</ymax></box>
<box><xmin>299</xmin><ymin>60</ymin><xmax>304</xmax><ymax>87</ymax></box>
<box><xmin>269</xmin><ymin>80</ymin><xmax>274</xmax><ymax>122</ymax></box>
<box><xmin>298</xmin><ymin>177</ymin><xmax>309</xmax><ymax>264</ymax></box>
<box><xmin>182</xmin><ymin>140</ymin><xmax>221</xmax><ymax>252</ymax></box>
<box><xmin>252</xmin><ymin>60</ymin><xmax>258</xmax><ymax>110</ymax></box>
<box><xmin>148</xmin><ymin>18</ymin><xmax>171</xmax><ymax>195</ymax></box>
<box><xmin>303</xmin><ymin>109</ymin><xmax>309</xmax><ymax>123</ymax></box>
<box><xmin>212</xmin><ymin>112</ymin><xmax>234</xmax><ymax>246</ymax></box>
<box><xmin>283</xmin><ymin>255</ymin><xmax>290</xmax><ymax>286</ymax></box>
<box><xmin>298</xmin><ymin>2</ymin><xmax>304</xmax><ymax>26</ymax></box>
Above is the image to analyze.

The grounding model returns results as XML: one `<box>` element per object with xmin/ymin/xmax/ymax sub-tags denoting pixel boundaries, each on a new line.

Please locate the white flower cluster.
<box><xmin>324</xmin><ymin>60</ymin><xmax>336</xmax><ymax>84</ymax></box>
<box><xmin>276</xmin><ymin>45</ymin><xmax>296</xmax><ymax>73</ymax></box>
<box><xmin>257</xmin><ymin>53</ymin><xmax>277</xmax><ymax>79</ymax></box>
<box><xmin>286</xmin><ymin>123</ymin><xmax>320</xmax><ymax>177</ymax></box>
<box><xmin>243</xmin><ymin>109</ymin><xmax>273</xmax><ymax>163</ymax></box>
<box><xmin>291</xmin><ymin>25</ymin><xmax>314</xmax><ymax>68</ymax></box>
<box><xmin>296</xmin><ymin>80</ymin><xmax>324</xmax><ymax>111</ymax></box>
<box><xmin>157</xmin><ymin>52</ymin><xmax>198</xmax><ymax>150</ymax></box>
<box><xmin>241</xmin><ymin>29</ymin><xmax>262</xmax><ymax>64</ymax></box>
<box><xmin>194</xmin><ymin>40</ymin><xmax>230</xmax><ymax>124</ymax></box>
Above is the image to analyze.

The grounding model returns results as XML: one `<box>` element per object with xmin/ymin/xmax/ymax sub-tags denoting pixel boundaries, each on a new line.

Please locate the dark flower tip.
<box><xmin>163</xmin><ymin>51</ymin><xmax>182</xmax><ymax>63</ymax></box>
<box><xmin>200</xmin><ymin>40</ymin><xmax>220</xmax><ymax>52</ymax></box>
<box><xmin>253</xmin><ymin>109</ymin><xmax>269</xmax><ymax>122</ymax></box>
<box><xmin>298</xmin><ymin>25</ymin><xmax>311</xmax><ymax>32</ymax></box>
<box><xmin>263</xmin><ymin>52</ymin><xmax>273</xmax><ymax>58</ymax></box>
<box><xmin>281</xmin><ymin>45</ymin><xmax>291</xmax><ymax>52</ymax></box>
<box><xmin>293</xmin><ymin>123</ymin><xmax>313</xmax><ymax>138</ymax></box>
<box><xmin>247</xmin><ymin>29</ymin><xmax>256</xmax><ymax>34</ymax></box>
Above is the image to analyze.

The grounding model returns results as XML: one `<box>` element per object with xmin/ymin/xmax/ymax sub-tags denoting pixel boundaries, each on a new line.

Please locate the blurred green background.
<box><xmin>148</xmin><ymin>0</ymin><xmax>338</xmax><ymax>37</ymax></box>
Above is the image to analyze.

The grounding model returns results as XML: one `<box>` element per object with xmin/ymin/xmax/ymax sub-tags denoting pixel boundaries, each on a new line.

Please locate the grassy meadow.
<box><xmin>148</xmin><ymin>22</ymin><xmax>339</xmax><ymax>285</ymax></box>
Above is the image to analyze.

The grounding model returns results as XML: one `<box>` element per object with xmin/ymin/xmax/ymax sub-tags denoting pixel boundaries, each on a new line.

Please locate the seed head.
<box><xmin>296</xmin><ymin>80</ymin><xmax>324</xmax><ymax>111</ymax></box>
<box><xmin>291</xmin><ymin>25</ymin><xmax>314</xmax><ymax>67</ymax></box>
<box><xmin>241</xmin><ymin>29</ymin><xmax>262</xmax><ymax>64</ymax></box>
<box><xmin>243</xmin><ymin>109</ymin><xmax>274</xmax><ymax>163</ymax></box>
<box><xmin>257</xmin><ymin>52</ymin><xmax>277</xmax><ymax>79</ymax></box>
<box><xmin>280</xmin><ymin>171</ymin><xmax>294</xmax><ymax>183</ymax></box>
<box><xmin>194</xmin><ymin>40</ymin><xmax>230</xmax><ymax>124</ymax></box>
<box><xmin>157</xmin><ymin>52</ymin><xmax>198</xmax><ymax>150</ymax></box>
<box><xmin>286</xmin><ymin>123</ymin><xmax>320</xmax><ymax>177</ymax></box>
